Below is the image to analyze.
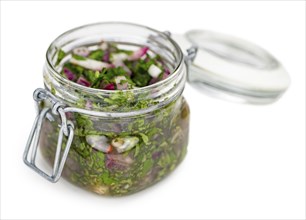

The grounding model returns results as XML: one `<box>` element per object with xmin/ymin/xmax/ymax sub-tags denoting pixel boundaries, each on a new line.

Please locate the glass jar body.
<box><xmin>39</xmin><ymin>95</ymin><xmax>189</xmax><ymax>196</ymax></box>
<box><xmin>37</xmin><ymin>22</ymin><xmax>189</xmax><ymax>196</ymax></box>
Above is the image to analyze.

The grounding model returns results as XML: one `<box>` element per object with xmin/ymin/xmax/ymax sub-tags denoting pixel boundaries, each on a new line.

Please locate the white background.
<box><xmin>1</xmin><ymin>1</ymin><xmax>305</xmax><ymax>219</ymax></box>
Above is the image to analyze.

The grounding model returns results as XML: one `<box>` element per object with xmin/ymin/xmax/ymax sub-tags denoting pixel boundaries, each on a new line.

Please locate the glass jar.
<box><xmin>24</xmin><ymin>22</ymin><xmax>190</xmax><ymax>196</ymax></box>
<box><xmin>24</xmin><ymin>21</ymin><xmax>291</xmax><ymax>196</ymax></box>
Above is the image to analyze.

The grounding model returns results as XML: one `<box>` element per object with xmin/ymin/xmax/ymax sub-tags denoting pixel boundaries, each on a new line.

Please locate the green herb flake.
<box><xmin>88</xmin><ymin>49</ymin><xmax>104</xmax><ymax>61</ymax></box>
<box><xmin>134</xmin><ymin>144</ymin><xmax>140</xmax><ymax>157</ymax></box>
<box><xmin>139</xmin><ymin>133</ymin><xmax>149</xmax><ymax>145</ymax></box>
<box><xmin>56</xmin><ymin>49</ymin><xmax>66</xmax><ymax>66</ymax></box>
<box><xmin>142</xmin><ymin>159</ymin><xmax>153</xmax><ymax>175</ymax></box>
<box><xmin>72</xmin><ymin>54</ymin><xmax>86</xmax><ymax>60</ymax></box>
<box><xmin>101</xmin><ymin>172</ymin><xmax>115</xmax><ymax>185</ymax></box>
<box><xmin>50</xmin><ymin>85</ymin><xmax>56</xmax><ymax>95</ymax></box>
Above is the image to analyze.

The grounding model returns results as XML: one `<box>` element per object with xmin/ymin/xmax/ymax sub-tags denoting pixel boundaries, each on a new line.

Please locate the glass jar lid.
<box><xmin>172</xmin><ymin>30</ymin><xmax>290</xmax><ymax>104</ymax></box>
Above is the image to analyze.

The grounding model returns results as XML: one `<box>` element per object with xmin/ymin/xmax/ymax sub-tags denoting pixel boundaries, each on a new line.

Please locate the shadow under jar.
<box><xmin>37</xmin><ymin>22</ymin><xmax>190</xmax><ymax>196</ymax></box>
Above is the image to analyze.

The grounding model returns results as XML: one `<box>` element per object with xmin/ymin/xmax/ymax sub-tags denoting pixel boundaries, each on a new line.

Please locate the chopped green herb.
<box><xmin>72</xmin><ymin>54</ymin><xmax>86</xmax><ymax>60</ymax></box>
<box><xmin>142</xmin><ymin>158</ymin><xmax>153</xmax><ymax>175</ymax></box>
<box><xmin>56</xmin><ymin>49</ymin><xmax>66</xmax><ymax>66</ymax></box>
<box><xmin>139</xmin><ymin>133</ymin><xmax>149</xmax><ymax>145</ymax></box>
<box><xmin>88</xmin><ymin>49</ymin><xmax>104</xmax><ymax>61</ymax></box>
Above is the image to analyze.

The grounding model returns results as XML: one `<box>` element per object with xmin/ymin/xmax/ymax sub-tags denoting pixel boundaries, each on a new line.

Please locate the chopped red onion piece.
<box><xmin>162</xmin><ymin>71</ymin><xmax>170</xmax><ymax>80</ymax></box>
<box><xmin>65</xmin><ymin>112</ymin><xmax>73</xmax><ymax>120</ymax></box>
<box><xmin>148</xmin><ymin>64</ymin><xmax>162</xmax><ymax>78</ymax></box>
<box><xmin>105</xmin><ymin>154</ymin><xmax>133</xmax><ymax>170</ymax></box>
<box><xmin>70</xmin><ymin>58</ymin><xmax>113</xmax><ymax>71</ymax></box>
<box><xmin>102</xmin><ymin>51</ymin><xmax>110</xmax><ymax>62</ymax></box>
<box><xmin>85</xmin><ymin>100</ymin><xmax>93</xmax><ymax>110</ymax></box>
<box><xmin>99</xmin><ymin>41</ymin><xmax>108</xmax><ymax>50</ymax></box>
<box><xmin>73</xmin><ymin>47</ymin><xmax>90</xmax><ymax>57</ymax></box>
<box><xmin>114</xmin><ymin>76</ymin><xmax>128</xmax><ymax>90</ymax></box>
<box><xmin>77</xmin><ymin>77</ymin><xmax>91</xmax><ymax>87</ymax></box>
<box><xmin>112</xmin><ymin>53</ymin><xmax>129</xmax><ymax>61</ymax></box>
<box><xmin>149</xmin><ymin>71</ymin><xmax>170</xmax><ymax>85</ymax></box>
<box><xmin>128</xmin><ymin>47</ymin><xmax>149</xmax><ymax>61</ymax></box>
<box><xmin>149</xmin><ymin>77</ymin><xmax>159</xmax><ymax>85</ymax></box>
<box><xmin>63</xmin><ymin>68</ymin><xmax>76</xmax><ymax>81</ymax></box>
<box><xmin>103</xmin><ymin>83</ymin><xmax>116</xmax><ymax>90</ymax></box>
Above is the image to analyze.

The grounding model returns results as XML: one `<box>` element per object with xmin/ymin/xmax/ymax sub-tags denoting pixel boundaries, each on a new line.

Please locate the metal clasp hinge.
<box><xmin>23</xmin><ymin>88</ymin><xmax>75</xmax><ymax>183</ymax></box>
<box><xmin>186</xmin><ymin>46</ymin><xmax>198</xmax><ymax>64</ymax></box>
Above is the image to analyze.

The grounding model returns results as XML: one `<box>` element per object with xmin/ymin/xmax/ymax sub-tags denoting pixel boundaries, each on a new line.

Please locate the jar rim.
<box><xmin>45</xmin><ymin>21</ymin><xmax>184</xmax><ymax>94</ymax></box>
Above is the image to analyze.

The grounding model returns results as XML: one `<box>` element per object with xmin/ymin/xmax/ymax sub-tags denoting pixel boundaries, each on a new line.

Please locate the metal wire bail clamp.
<box><xmin>23</xmin><ymin>88</ymin><xmax>75</xmax><ymax>183</ymax></box>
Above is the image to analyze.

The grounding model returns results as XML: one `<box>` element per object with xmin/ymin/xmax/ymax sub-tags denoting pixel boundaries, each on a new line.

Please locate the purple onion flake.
<box><xmin>77</xmin><ymin>77</ymin><xmax>91</xmax><ymax>87</ymax></box>
<box><xmin>128</xmin><ymin>46</ymin><xmax>149</xmax><ymax>61</ymax></box>
<box><xmin>85</xmin><ymin>100</ymin><xmax>93</xmax><ymax>110</ymax></box>
<box><xmin>102</xmin><ymin>51</ymin><xmax>110</xmax><ymax>62</ymax></box>
<box><xmin>63</xmin><ymin>68</ymin><xmax>76</xmax><ymax>81</ymax></box>
<box><xmin>103</xmin><ymin>83</ymin><xmax>115</xmax><ymax>90</ymax></box>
